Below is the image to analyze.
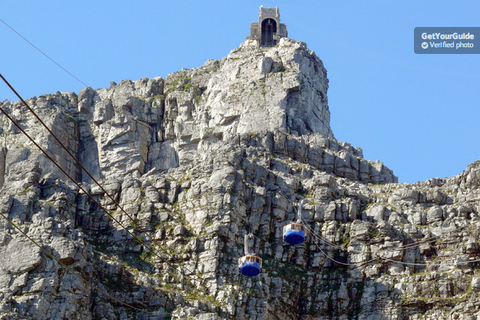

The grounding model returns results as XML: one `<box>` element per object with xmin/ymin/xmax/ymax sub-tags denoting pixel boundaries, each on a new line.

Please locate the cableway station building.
<box><xmin>247</xmin><ymin>6</ymin><xmax>288</xmax><ymax>47</ymax></box>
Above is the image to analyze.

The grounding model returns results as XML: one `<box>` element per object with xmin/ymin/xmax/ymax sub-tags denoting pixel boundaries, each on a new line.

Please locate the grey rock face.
<box><xmin>0</xmin><ymin>238</ymin><xmax>42</xmax><ymax>274</ymax></box>
<box><xmin>205</xmin><ymin>38</ymin><xmax>333</xmax><ymax>139</ymax></box>
<box><xmin>0</xmin><ymin>38</ymin><xmax>479</xmax><ymax>320</ymax></box>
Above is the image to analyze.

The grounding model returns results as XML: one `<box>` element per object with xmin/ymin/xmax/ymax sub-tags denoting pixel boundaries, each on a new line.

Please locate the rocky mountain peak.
<box><xmin>205</xmin><ymin>38</ymin><xmax>333</xmax><ymax>138</ymax></box>
<box><xmin>66</xmin><ymin>37</ymin><xmax>393</xmax><ymax>185</ymax></box>
<box><xmin>2</xmin><ymin>35</ymin><xmax>480</xmax><ymax>320</ymax></box>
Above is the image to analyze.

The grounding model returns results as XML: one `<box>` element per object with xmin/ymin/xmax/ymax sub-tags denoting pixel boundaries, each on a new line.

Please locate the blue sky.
<box><xmin>1</xmin><ymin>1</ymin><xmax>479</xmax><ymax>183</ymax></box>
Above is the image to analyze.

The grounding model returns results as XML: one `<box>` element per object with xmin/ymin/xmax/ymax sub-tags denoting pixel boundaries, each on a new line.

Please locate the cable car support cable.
<box><xmin>0</xmin><ymin>73</ymin><xmax>172</xmax><ymax>262</ymax></box>
<box><xmin>0</xmin><ymin>210</ymin><xmax>162</xmax><ymax>316</ymax></box>
<box><xmin>0</xmin><ymin>18</ymin><xmax>88</xmax><ymax>87</ymax></box>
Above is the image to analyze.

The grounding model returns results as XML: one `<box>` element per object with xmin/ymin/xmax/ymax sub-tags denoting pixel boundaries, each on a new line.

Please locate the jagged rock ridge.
<box><xmin>0</xmin><ymin>38</ymin><xmax>479</xmax><ymax>319</ymax></box>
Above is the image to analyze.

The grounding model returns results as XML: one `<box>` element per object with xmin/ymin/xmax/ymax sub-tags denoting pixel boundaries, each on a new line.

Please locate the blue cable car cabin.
<box><xmin>283</xmin><ymin>222</ymin><xmax>307</xmax><ymax>245</ymax></box>
<box><xmin>238</xmin><ymin>255</ymin><xmax>262</xmax><ymax>277</ymax></box>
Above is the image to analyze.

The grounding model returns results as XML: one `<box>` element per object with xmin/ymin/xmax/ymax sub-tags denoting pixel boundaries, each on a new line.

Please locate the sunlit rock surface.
<box><xmin>1</xmin><ymin>38</ymin><xmax>479</xmax><ymax>319</ymax></box>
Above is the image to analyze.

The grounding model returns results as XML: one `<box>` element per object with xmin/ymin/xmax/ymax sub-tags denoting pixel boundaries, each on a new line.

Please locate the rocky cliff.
<box><xmin>0</xmin><ymin>37</ymin><xmax>479</xmax><ymax>319</ymax></box>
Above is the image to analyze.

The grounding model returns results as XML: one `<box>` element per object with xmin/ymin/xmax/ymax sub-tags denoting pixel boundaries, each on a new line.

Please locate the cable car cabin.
<box><xmin>238</xmin><ymin>255</ymin><xmax>262</xmax><ymax>277</ymax></box>
<box><xmin>283</xmin><ymin>223</ymin><xmax>307</xmax><ymax>245</ymax></box>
